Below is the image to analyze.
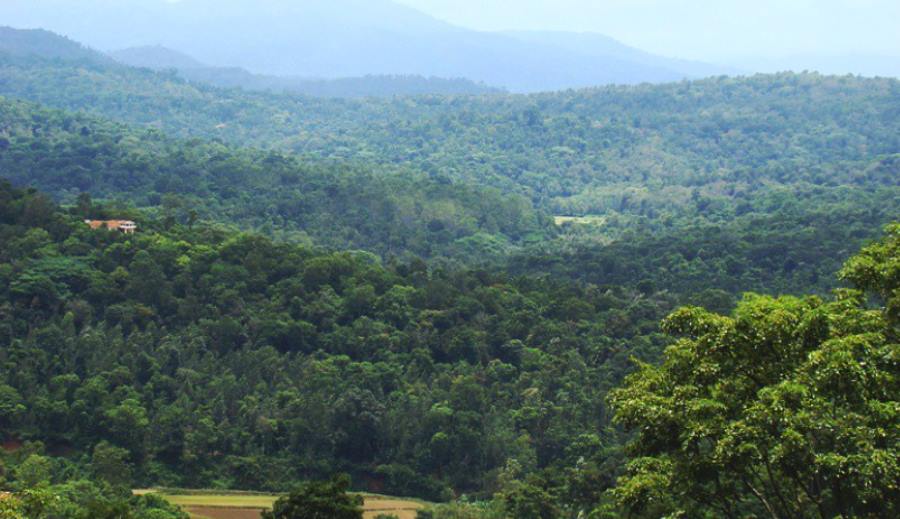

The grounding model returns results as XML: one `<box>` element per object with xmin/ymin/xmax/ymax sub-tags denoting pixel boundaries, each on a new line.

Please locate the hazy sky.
<box><xmin>395</xmin><ymin>0</ymin><xmax>900</xmax><ymax>60</ymax></box>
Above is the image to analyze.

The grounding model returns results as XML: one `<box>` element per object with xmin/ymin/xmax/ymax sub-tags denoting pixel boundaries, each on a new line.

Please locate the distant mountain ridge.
<box><xmin>732</xmin><ymin>53</ymin><xmax>900</xmax><ymax>78</ymax></box>
<box><xmin>503</xmin><ymin>31</ymin><xmax>742</xmax><ymax>78</ymax></box>
<box><xmin>0</xmin><ymin>0</ymin><xmax>733</xmax><ymax>92</ymax></box>
<box><xmin>110</xmin><ymin>45</ymin><xmax>204</xmax><ymax>70</ymax></box>
<box><xmin>110</xmin><ymin>45</ymin><xmax>504</xmax><ymax>97</ymax></box>
<box><xmin>0</xmin><ymin>26</ymin><xmax>108</xmax><ymax>63</ymax></box>
<box><xmin>0</xmin><ymin>27</ymin><xmax>501</xmax><ymax>98</ymax></box>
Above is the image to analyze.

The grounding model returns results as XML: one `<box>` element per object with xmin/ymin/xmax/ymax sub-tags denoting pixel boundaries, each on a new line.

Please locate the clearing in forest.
<box><xmin>135</xmin><ymin>489</ymin><xmax>425</xmax><ymax>519</ymax></box>
<box><xmin>553</xmin><ymin>215</ymin><xmax>607</xmax><ymax>226</ymax></box>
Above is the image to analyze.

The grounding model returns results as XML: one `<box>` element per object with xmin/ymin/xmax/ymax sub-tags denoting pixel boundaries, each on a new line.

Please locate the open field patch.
<box><xmin>136</xmin><ymin>490</ymin><xmax>425</xmax><ymax>519</ymax></box>
<box><xmin>186</xmin><ymin>507</ymin><xmax>264</xmax><ymax>519</ymax></box>
<box><xmin>554</xmin><ymin>215</ymin><xmax>607</xmax><ymax>226</ymax></box>
<box><xmin>164</xmin><ymin>494</ymin><xmax>277</xmax><ymax>509</ymax></box>
<box><xmin>362</xmin><ymin>496</ymin><xmax>423</xmax><ymax>519</ymax></box>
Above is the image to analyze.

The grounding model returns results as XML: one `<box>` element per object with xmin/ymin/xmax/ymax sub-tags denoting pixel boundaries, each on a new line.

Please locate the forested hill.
<box><xmin>1</xmin><ymin>37</ymin><xmax>896</xmax><ymax>223</ymax></box>
<box><xmin>1</xmin><ymin>180</ymin><xmax>896</xmax><ymax>518</ymax></box>
<box><xmin>0</xmin><ymin>180</ymin><xmax>670</xmax><ymax>501</ymax></box>
<box><xmin>0</xmin><ymin>98</ymin><xmax>550</xmax><ymax>260</ymax></box>
<box><xmin>2</xmin><ymin>93</ymin><xmax>893</xmax><ymax>300</ymax></box>
<box><xmin>0</xmin><ymin>0</ymin><xmax>726</xmax><ymax>92</ymax></box>
<box><xmin>0</xmin><ymin>27</ymin><xmax>502</xmax><ymax>98</ymax></box>
<box><xmin>0</xmin><ymin>26</ymin><xmax>105</xmax><ymax>62</ymax></box>
<box><xmin>1</xmin><ymin>28</ymin><xmax>897</xmax><ymax>288</ymax></box>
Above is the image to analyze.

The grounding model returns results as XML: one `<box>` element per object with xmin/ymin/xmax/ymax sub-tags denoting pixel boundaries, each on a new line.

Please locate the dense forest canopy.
<box><xmin>0</xmin><ymin>182</ymin><xmax>895</xmax><ymax>518</ymax></box>
<box><xmin>1</xmin><ymin>38</ymin><xmax>896</xmax><ymax>205</ymax></box>
<box><xmin>0</xmin><ymin>181</ymin><xmax>670</xmax><ymax>503</ymax></box>
<box><xmin>1</xmin><ymin>28</ymin><xmax>897</xmax><ymax>275</ymax></box>
<box><xmin>0</xmin><ymin>94</ymin><xmax>894</xmax><ymax>298</ymax></box>
<box><xmin>0</xmin><ymin>98</ymin><xmax>551</xmax><ymax>262</ymax></box>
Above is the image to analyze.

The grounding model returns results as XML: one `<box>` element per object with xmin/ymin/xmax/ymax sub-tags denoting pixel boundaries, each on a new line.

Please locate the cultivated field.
<box><xmin>136</xmin><ymin>489</ymin><xmax>425</xmax><ymax>519</ymax></box>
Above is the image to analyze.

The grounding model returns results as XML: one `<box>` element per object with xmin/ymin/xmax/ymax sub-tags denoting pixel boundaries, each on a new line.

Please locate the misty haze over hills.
<box><xmin>0</xmin><ymin>26</ymin><xmax>501</xmax><ymax>98</ymax></box>
<box><xmin>108</xmin><ymin>44</ymin><xmax>503</xmax><ymax>97</ymax></box>
<box><xmin>0</xmin><ymin>0</ymin><xmax>897</xmax><ymax>92</ymax></box>
<box><xmin>0</xmin><ymin>0</ymin><xmax>735</xmax><ymax>92</ymax></box>
<box><xmin>110</xmin><ymin>45</ymin><xmax>205</xmax><ymax>70</ymax></box>
<box><xmin>733</xmin><ymin>54</ymin><xmax>900</xmax><ymax>79</ymax></box>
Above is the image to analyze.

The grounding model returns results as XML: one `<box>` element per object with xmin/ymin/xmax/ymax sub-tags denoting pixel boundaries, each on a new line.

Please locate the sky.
<box><xmin>395</xmin><ymin>0</ymin><xmax>900</xmax><ymax>61</ymax></box>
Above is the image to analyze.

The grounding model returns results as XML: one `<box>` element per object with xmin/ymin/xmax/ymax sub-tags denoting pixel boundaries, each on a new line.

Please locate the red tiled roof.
<box><xmin>85</xmin><ymin>220</ymin><xmax>136</xmax><ymax>230</ymax></box>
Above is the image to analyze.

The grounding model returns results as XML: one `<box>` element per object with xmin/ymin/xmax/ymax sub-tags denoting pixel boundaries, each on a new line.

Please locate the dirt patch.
<box><xmin>184</xmin><ymin>506</ymin><xmax>264</xmax><ymax>519</ymax></box>
<box><xmin>363</xmin><ymin>497</ymin><xmax>423</xmax><ymax>519</ymax></box>
<box><xmin>363</xmin><ymin>510</ymin><xmax>419</xmax><ymax>519</ymax></box>
<box><xmin>165</xmin><ymin>494</ymin><xmax>276</xmax><ymax>509</ymax></box>
<box><xmin>143</xmin><ymin>490</ymin><xmax>424</xmax><ymax>519</ymax></box>
<box><xmin>1</xmin><ymin>439</ymin><xmax>23</xmax><ymax>453</ymax></box>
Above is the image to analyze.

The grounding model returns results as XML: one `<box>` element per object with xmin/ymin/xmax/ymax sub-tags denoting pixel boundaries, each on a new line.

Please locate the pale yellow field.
<box><xmin>553</xmin><ymin>215</ymin><xmax>607</xmax><ymax>226</ymax></box>
<box><xmin>163</xmin><ymin>493</ymin><xmax>277</xmax><ymax>509</ymax></box>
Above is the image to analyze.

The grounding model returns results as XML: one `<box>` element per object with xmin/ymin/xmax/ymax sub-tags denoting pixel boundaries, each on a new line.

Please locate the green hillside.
<box><xmin>0</xmin><ymin>180</ymin><xmax>668</xmax><ymax>501</ymax></box>
<box><xmin>1</xmin><ymin>36</ymin><xmax>896</xmax><ymax>254</ymax></box>
<box><xmin>0</xmin><ymin>98</ymin><xmax>550</xmax><ymax>261</ymax></box>
<box><xmin>1</xmin><ymin>42</ymin><xmax>896</xmax><ymax>209</ymax></box>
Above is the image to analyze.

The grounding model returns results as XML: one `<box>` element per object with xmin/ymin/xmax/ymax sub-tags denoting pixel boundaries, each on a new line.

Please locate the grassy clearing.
<box><xmin>186</xmin><ymin>508</ymin><xmax>262</xmax><ymax>519</ymax></box>
<box><xmin>135</xmin><ymin>489</ymin><xmax>425</xmax><ymax>519</ymax></box>
<box><xmin>554</xmin><ymin>215</ymin><xmax>607</xmax><ymax>226</ymax></box>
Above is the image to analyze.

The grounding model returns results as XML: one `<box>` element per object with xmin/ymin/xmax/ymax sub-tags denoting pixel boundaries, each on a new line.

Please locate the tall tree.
<box><xmin>608</xmin><ymin>224</ymin><xmax>899</xmax><ymax>518</ymax></box>
<box><xmin>262</xmin><ymin>475</ymin><xmax>363</xmax><ymax>519</ymax></box>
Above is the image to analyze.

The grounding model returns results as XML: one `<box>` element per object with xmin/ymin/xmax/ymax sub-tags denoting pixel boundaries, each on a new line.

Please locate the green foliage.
<box><xmin>499</xmin><ymin>479</ymin><xmax>560</xmax><ymax>519</ymax></box>
<box><xmin>174</xmin><ymin>70</ymin><xmax>504</xmax><ymax>98</ymax></box>
<box><xmin>12</xmin><ymin>455</ymin><xmax>52</xmax><ymax>489</ymax></box>
<box><xmin>0</xmin><ymin>385</ymin><xmax>25</xmax><ymax>430</ymax></box>
<box><xmin>511</xmin><ymin>202</ymin><xmax>900</xmax><ymax>297</ymax></box>
<box><xmin>262</xmin><ymin>475</ymin><xmax>362</xmax><ymax>519</ymax></box>
<box><xmin>608</xmin><ymin>224</ymin><xmax>900</xmax><ymax>518</ymax></box>
<box><xmin>91</xmin><ymin>441</ymin><xmax>133</xmax><ymax>489</ymax></box>
<box><xmin>416</xmin><ymin>501</ymin><xmax>506</xmax><ymax>519</ymax></box>
<box><xmin>0</xmin><ymin>481</ymin><xmax>187</xmax><ymax>519</ymax></box>
<box><xmin>840</xmin><ymin>222</ymin><xmax>900</xmax><ymax>331</ymax></box>
<box><xmin>0</xmin><ymin>488</ymin><xmax>55</xmax><ymax>519</ymax></box>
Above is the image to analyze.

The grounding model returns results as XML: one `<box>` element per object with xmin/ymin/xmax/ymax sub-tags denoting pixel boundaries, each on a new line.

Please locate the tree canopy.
<box><xmin>608</xmin><ymin>224</ymin><xmax>899</xmax><ymax>518</ymax></box>
<box><xmin>262</xmin><ymin>475</ymin><xmax>363</xmax><ymax>519</ymax></box>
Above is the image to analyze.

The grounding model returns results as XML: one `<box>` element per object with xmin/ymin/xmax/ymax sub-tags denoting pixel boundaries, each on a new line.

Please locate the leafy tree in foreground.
<box><xmin>608</xmin><ymin>224</ymin><xmax>899</xmax><ymax>518</ymax></box>
<box><xmin>0</xmin><ymin>482</ymin><xmax>187</xmax><ymax>519</ymax></box>
<box><xmin>262</xmin><ymin>475</ymin><xmax>363</xmax><ymax>519</ymax></box>
<box><xmin>499</xmin><ymin>478</ymin><xmax>560</xmax><ymax>519</ymax></box>
<box><xmin>91</xmin><ymin>441</ymin><xmax>134</xmax><ymax>489</ymax></box>
<box><xmin>0</xmin><ymin>489</ymin><xmax>54</xmax><ymax>519</ymax></box>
